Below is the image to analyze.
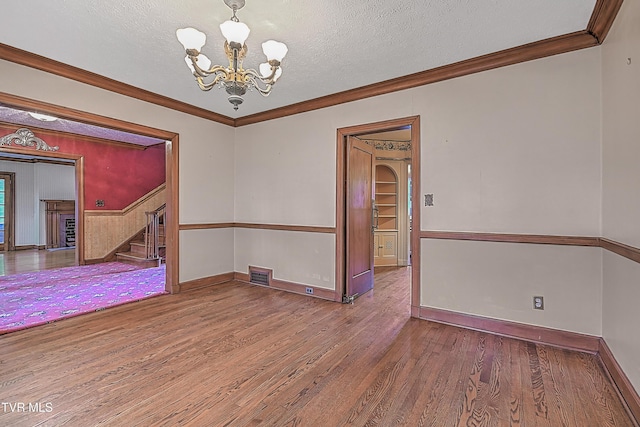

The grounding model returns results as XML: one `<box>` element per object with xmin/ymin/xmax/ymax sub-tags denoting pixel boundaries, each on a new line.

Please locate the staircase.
<box><xmin>115</xmin><ymin>204</ymin><xmax>166</xmax><ymax>268</ymax></box>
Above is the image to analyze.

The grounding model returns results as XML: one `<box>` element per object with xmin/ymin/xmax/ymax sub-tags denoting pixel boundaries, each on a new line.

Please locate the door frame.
<box><xmin>0</xmin><ymin>145</ymin><xmax>85</xmax><ymax>263</ymax></box>
<box><xmin>0</xmin><ymin>172</ymin><xmax>16</xmax><ymax>251</ymax></box>
<box><xmin>0</xmin><ymin>91</ymin><xmax>179</xmax><ymax>294</ymax></box>
<box><xmin>335</xmin><ymin>116</ymin><xmax>421</xmax><ymax>316</ymax></box>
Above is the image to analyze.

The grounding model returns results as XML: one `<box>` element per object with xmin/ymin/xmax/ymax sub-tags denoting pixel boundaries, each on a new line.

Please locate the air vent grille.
<box><xmin>250</xmin><ymin>271</ymin><xmax>269</xmax><ymax>286</ymax></box>
<box><xmin>249</xmin><ymin>266</ymin><xmax>272</xmax><ymax>286</ymax></box>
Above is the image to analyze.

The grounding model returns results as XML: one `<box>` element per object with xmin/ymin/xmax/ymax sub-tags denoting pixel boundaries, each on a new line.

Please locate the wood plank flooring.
<box><xmin>0</xmin><ymin>248</ymin><xmax>76</xmax><ymax>276</ymax></box>
<box><xmin>0</xmin><ymin>267</ymin><xmax>636</xmax><ymax>426</ymax></box>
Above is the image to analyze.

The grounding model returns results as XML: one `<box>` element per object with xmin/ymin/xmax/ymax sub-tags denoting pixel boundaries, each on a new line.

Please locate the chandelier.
<box><xmin>176</xmin><ymin>0</ymin><xmax>288</xmax><ymax>110</ymax></box>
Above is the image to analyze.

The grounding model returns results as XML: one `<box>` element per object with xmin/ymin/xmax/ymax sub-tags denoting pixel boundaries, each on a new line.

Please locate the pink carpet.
<box><xmin>0</xmin><ymin>262</ymin><xmax>167</xmax><ymax>334</ymax></box>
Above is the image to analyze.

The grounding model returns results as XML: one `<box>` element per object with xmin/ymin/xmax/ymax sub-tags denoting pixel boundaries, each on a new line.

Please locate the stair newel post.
<box><xmin>144</xmin><ymin>211</ymin><xmax>158</xmax><ymax>260</ymax></box>
<box><xmin>152</xmin><ymin>213</ymin><xmax>160</xmax><ymax>259</ymax></box>
<box><xmin>145</xmin><ymin>211</ymin><xmax>151</xmax><ymax>259</ymax></box>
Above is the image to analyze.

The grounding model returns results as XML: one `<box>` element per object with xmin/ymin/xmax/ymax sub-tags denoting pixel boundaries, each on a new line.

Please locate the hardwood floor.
<box><xmin>0</xmin><ymin>267</ymin><xmax>636</xmax><ymax>426</ymax></box>
<box><xmin>0</xmin><ymin>248</ymin><xmax>76</xmax><ymax>276</ymax></box>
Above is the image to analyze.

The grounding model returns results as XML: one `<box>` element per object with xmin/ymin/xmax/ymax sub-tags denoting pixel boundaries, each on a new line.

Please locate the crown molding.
<box><xmin>0</xmin><ymin>1</ymin><xmax>624</xmax><ymax>128</ymax></box>
<box><xmin>0</xmin><ymin>92</ymin><xmax>177</xmax><ymax>140</ymax></box>
<box><xmin>234</xmin><ymin>31</ymin><xmax>597</xmax><ymax>126</ymax></box>
<box><xmin>0</xmin><ymin>43</ymin><xmax>235</xmax><ymax>127</ymax></box>
<box><xmin>588</xmin><ymin>0</ymin><xmax>625</xmax><ymax>43</ymax></box>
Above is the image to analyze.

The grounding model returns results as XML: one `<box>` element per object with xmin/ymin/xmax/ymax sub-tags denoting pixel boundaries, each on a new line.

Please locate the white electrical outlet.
<box><xmin>533</xmin><ymin>296</ymin><xmax>544</xmax><ymax>310</ymax></box>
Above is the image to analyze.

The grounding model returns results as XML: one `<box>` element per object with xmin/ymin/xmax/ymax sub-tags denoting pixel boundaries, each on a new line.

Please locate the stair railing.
<box><xmin>145</xmin><ymin>203</ymin><xmax>166</xmax><ymax>259</ymax></box>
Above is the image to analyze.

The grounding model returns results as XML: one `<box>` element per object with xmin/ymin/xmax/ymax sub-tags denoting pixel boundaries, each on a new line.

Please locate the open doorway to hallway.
<box><xmin>0</xmin><ymin>157</ymin><xmax>77</xmax><ymax>276</ymax></box>
<box><xmin>336</xmin><ymin>116</ymin><xmax>421</xmax><ymax>317</ymax></box>
<box><xmin>359</xmin><ymin>129</ymin><xmax>413</xmax><ymax>311</ymax></box>
<box><xmin>0</xmin><ymin>94</ymin><xmax>178</xmax><ymax>294</ymax></box>
<box><xmin>0</xmin><ymin>154</ymin><xmax>78</xmax><ymax>275</ymax></box>
<box><xmin>0</xmin><ymin>102</ymin><xmax>174</xmax><ymax>295</ymax></box>
<box><xmin>360</xmin><ymin>129</ymin><xmax>412</xmax><ymax>270</ymax></box>
<box><xmin>0</xmin><ymin>117</ymin><xmax>170</xmax><ymax>333</ymax></box>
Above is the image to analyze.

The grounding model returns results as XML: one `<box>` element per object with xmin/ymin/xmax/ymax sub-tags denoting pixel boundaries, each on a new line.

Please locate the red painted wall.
<box><xmin>0</xmin><ymin>125</ymin><xmax>165</xmax><ymax>210</ymax></box>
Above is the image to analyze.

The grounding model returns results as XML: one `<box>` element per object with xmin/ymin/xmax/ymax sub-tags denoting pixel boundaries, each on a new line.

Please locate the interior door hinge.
<box><xmin>342</xmin><ymin>293</ymin><xmax>358</xmax><ymax>304</ymax></box>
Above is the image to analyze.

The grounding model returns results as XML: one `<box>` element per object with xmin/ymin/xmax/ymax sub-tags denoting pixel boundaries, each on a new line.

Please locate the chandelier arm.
<box><xmin>195</xmin><ymin>72</ymin><xmax>229</xmax><ymax>91</ymax></box>
<box><xmin>194</xmin><ymin>64</ymin><xmax>229</xmax><ymax>78</ymax></box>
<box><xmin>244</xmin><ymin>74</ymin><xmax>274</xmax><ymax>96</ymax></box>
<box><xmin>187</xmin><ymin>55</ymin><xmax>230</xmax><ymax>79</ymax></box>
<box><xmin>244</xmin><ymin>68</ymin><xmax>278</xmax><ymax>86</ymax></box>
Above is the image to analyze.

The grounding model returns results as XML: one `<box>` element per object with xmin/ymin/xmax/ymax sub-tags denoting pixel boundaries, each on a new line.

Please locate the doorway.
<box><xmin>335</xmin><ymin>116</ymin><xmax>421</xmax><ymax>317</ymax></box>
<box><xmin>0</xmin><ymin>93</ymin><xmax>178</xmax><ymax>293</ymax></box>
<box><xmin>371</xmin><ymin>143</ymin><xmax>411</xmax><ymax>268</ymax></box>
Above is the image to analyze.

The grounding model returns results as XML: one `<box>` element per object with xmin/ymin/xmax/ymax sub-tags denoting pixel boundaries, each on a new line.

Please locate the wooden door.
<box><xmin>0</xmin><ymin>173</ymin><xmax>15</xmax><ymax>251</ymax></box>
<box><xmin>345</xmin><ymin>137</ymin><xmax>374</xmax><ymax>301</ymax></box>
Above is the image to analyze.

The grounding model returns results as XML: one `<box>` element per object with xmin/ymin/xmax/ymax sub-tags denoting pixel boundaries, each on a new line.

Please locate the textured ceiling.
<box><xmin>0</xmin><ymin>0</ymin><xmax>597</xmax><ymax>119</ymax></box>
<box><xmin>0</xmin><ymin>105</ymin><xmax>165</xmax><ymax>146</ymax></box>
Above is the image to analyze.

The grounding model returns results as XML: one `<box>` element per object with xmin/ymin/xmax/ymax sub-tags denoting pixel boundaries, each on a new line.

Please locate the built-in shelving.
<box><xmin>374</xmin><ymin>165</ymin><xmax>398</xmax><ymax>266</ymax></box>
<box><xmin>375</xmin><ymin>169</ymin><xmax>397</xmax><ymax>231</ymax></box>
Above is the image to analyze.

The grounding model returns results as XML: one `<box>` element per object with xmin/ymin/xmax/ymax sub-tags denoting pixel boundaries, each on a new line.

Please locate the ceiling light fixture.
<box><xmin>28</xmin><ymin>112</ymin><xmax>58</xmax><ymax>122</ymax></box>
<box><xmin>176</xmin><ymin>0</ymin><xmax>288</xmax><ymax>110</ymax></box>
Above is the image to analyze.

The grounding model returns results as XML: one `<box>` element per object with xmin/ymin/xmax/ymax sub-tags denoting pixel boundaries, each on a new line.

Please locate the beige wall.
<box><xmin>0</xmin><ymin>59</ymin><xmax>236</xmax><ymax>282</ymax></box>
<box><xmin>601</xmin><ymin>0</ymin><xmax>640</xmax><ymax>394</ymax></box>
<box><xmin>422</xmin><ymin>239</ymin><xmax>602</xmax><ymax>335</ymax></box>
<box><xmin>602</xmin><ymin>0</ymin><xmax>640</xmax><ymax>249</ymax></box>
<box><xmin>234</xmin><ymin>115</ymin><xmax>337</xmax><ymax>227</ymax></box>
<box><xmin>235</xmin><ymin>47</ymin><xmax>603</xmax><ymax>330</ymax></box>
<box><xmin>181</xmin><ymin>228</ymin><xmax>234</xmax><ymax>281</ymax></box>
<box><xmin>603</xmin><ymin>253</ymin><xmax>640</xmax><ymax>393</ymax></box>
<box><xmin>234</xmin><ymin>229</ymin><xmax>335</xmax><ymax>289</ymax></box>
<box><xmin>417</xmin><ymin>50</ymin><xmax>601</xmax><ymax>235</ymax></box>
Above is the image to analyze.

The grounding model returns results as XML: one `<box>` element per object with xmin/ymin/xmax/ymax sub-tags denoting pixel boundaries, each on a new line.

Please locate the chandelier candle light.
<box><xmin>177</xmin><ymin>0</ymin><xmax>288</xmax><ymax>110</ymax></box>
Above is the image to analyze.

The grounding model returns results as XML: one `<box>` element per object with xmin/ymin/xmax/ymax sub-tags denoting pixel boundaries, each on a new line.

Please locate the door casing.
<box><xmin>335</xmin><ymin>116</ymin><xmax>421</xmax><ymax>316</ymax></box>
<box><xmin>0</xmin><ymin>172</ymin><xmax>15</xmax><ymax>251</ymax></box>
